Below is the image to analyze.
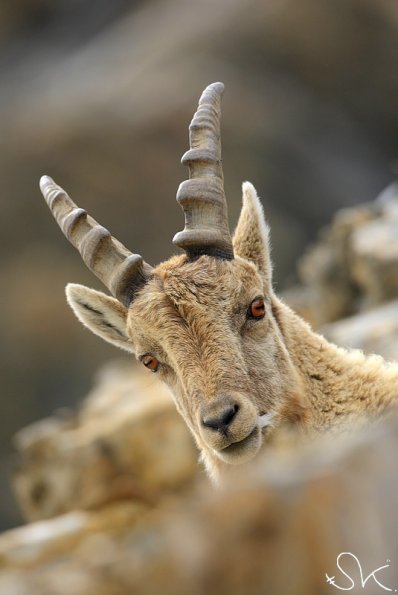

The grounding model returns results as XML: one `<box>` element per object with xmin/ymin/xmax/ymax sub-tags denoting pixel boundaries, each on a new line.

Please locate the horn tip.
<box><xmin>200</xmin><ymin>82</ymin><xmax>224</xmax><ymax>104</ymax></box>
<box><xmin>39</xmin><ymin>175</ymin><xmax>55</xmax><ymax>193</ymax></box>
<box><xmin>208</xmin><ymin>81</ymin><xmax>224</xmax><ymax>94</ymax></box>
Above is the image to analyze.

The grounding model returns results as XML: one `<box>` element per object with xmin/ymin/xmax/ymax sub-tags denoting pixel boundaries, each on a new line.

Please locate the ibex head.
<box><xmin>40</xmin><ymin>83</ymin><xmax>306</xmax><ymax>478</ymax></box>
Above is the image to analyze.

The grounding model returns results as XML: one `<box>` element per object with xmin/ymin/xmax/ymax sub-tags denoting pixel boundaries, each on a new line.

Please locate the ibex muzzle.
<box><xmin>201</xmin><ymin>398</ymin><xmax>239</xmax><ymax>432</ymax></box>
<box><xmin>199</xmin><ymin>395</ymin><xmax>262</xmax><ymax>464</ymax></box>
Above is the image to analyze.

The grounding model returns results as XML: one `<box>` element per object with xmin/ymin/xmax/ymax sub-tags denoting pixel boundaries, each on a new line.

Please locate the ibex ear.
<box><xmin>65</xmin><ymin>284</ymin><xmax>134</xmax><ymax>353</ymax></box>
<box><xmin>233</xmin><ymin>182</ymin><xmax>273</xmax><ymax>290</ymax></box>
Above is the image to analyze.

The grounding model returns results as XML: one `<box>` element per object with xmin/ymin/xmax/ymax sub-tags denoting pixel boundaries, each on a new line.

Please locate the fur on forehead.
<box><xmin>154</xmin><ymin>254</ymin><xmax>263</xmax><ymax>306</ymax></box>
<box><xmin>128</xmin><ymin>254</ymin><xmax>264</xmax><ymax>318</ymax></box>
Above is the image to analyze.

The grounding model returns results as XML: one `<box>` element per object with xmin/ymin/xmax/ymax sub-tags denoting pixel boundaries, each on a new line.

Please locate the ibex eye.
<box><xmin>141</xmin><ymin>354</ymin><xmax>159</xmax><ymax>372</ymax></box>
<box><xmin>249</xmin><ymin>297</ymin><xmax>265</xmax><ymax>320</ymax></box>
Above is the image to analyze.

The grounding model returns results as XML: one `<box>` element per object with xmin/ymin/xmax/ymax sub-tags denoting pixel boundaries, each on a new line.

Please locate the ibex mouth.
<box><xmin>222</xmin><ymin>426</ymin><xmax>258</xmax><ymax>452</ymax></box>
<box><xmin>214</xmin><ymin>413</ymin><xmax>275</xmax><ymax>464</ymax></box>
<box><xmin>217</xmin><ymin>426</ymin><xmax>261</xmax><ymax>464</ymax></box>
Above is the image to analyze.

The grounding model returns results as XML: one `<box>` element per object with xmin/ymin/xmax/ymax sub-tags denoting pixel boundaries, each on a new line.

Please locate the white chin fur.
<box><xmin>258</xmin><ymin>413</ymin><xmax>274</xmax><ymax>428</ymax></box>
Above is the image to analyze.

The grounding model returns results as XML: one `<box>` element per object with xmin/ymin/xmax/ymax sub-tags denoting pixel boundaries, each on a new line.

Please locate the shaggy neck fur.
<box><xmin>272</xmin><ymin>296</ymin><xmax>398</xmax><ymax>432</ymax></box>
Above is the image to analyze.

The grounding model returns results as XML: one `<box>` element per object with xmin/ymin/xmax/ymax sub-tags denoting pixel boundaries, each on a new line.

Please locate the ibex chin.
<box><xmin>39</xmin><ymin>82</ymin><xmax>398</xmax><ymax>480</ymax></box>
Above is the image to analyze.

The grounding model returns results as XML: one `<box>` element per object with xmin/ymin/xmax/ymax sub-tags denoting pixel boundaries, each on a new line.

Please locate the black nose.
<box><xmin>202</xmin><ymin>403</ymin><xmax>239</xmax><ymax>432</ymax></box>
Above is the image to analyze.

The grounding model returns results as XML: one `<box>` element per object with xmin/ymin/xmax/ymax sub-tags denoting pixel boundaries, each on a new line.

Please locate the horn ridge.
<box><xmin>173</xmin><ymin>82</ymin><xmax>234</xmax><ymax>260</ymax></box>
<box><xmin>39</xmin><ymin>176</ymin><xmax>152</xmax><ymax>306</ymax></box>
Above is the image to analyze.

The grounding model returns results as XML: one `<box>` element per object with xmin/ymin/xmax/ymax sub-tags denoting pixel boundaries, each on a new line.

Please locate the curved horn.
<box><xmin>173</xmin><ymin>82</ymin><xmax>234</xmax><ymax>260</ymax></box>
<box><xmin>39</xmin><ymin>176</ymin><xmax>153</xmax><ymax>306</ymax></box>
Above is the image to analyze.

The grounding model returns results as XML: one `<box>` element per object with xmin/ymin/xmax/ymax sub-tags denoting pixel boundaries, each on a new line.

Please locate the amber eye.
<box><xmin>249</xmin><ymin>297</ymin><xmax>266</xmax><ymax>320</ymax></box>
<box><xmin>141</xmin><ymin>354</ymin><xmax>159</xmax><ymax>372</ymax></box>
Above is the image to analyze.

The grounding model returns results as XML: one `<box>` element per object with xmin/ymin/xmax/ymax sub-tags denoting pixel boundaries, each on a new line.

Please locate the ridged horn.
<box><xmin>173</xmin><ymin>82</ymin><xmax>234</xmax><ymax>260</ymax></box>
<box><xmin>39</xmin><ymin>176</ymin><xmax>153</xmax><ymax>306</ymax></box>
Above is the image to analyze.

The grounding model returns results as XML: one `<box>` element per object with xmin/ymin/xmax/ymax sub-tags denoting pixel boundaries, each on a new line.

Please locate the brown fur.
<box><xmin>66</xmin><ymin>182</ymin><xmax>398</xmax><ymax>480</ymax></box>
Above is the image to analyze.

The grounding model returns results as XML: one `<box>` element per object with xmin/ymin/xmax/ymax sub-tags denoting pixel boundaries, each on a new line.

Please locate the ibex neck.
<box><xmin>272</xmin><ymin>296</ymin><xmax>398</xmax><ymax>431</ymax></box>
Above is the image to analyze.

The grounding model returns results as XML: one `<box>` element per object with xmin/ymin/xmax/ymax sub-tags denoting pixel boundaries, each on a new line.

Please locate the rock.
<box><xmin>322</xmin><ymin>299</ymin><xmax>398</xmax><ymax>362</ymax></box>
<box><xmin>1</xmin><ymin>421</ymin><xmax>398</xmax><ymax>594</ymax></box>
<box><xmin>13</xmin><ymin>361</ymin><xmax>198</xmax><ymax>522</ymax></box>
<box><xmin>0</xmin><ymin>502</ymin><xmax>146</xmax><ymax>569</ymax></box>
<box><xmin>284</xmin><ymin>183</ymin><xmax>398</xmax><ymax>326</ymax></box>
<box><xmin>351</xmin><ymin>189</ymin><xmax>398</xmax><ymax>307</ymax></box>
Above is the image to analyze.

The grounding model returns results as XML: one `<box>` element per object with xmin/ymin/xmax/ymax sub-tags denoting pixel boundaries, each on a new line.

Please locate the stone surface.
<box><xmin>2</xmin><ymin>422</ymin><xmax>398</xmax><ymax>594</ymax></box>
<box><xmin>322</xmin><ymin>299</ymin><xmax>398</xmax><ymax>362</ymax></box>
<box><xmin>284</xmin><ymin>183</ymin><xmax>398</xmax><ymax>327</ymax></box>
<box><xmin>12</xmin><ymin>361</ymin><xmax>199</xmax><ymax>522</ymax></box>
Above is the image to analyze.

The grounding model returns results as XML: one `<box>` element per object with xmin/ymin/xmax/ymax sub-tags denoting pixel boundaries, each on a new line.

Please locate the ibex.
<box><xmin>39</xmin><ymin>82</ymin><xmax>398</xmax><ymax>479</ymax></box>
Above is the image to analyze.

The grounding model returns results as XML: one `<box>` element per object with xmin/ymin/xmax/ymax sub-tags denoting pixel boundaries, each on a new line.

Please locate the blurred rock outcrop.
<box><xmin>2</xmin><ymin>421</ymin><xmax>398</xmax><ymax>595</ymax></box>
<box><xmin>13</xmin><ymin>360</ymin><xmax>198</xmax><ymax>522</ymax></box>
<box><xmin>283</xmin><ymin>182</ymin><xmax>398</xmax><ymax>362</ymax></box>
<box><xmin>284</xmin><ymin>182</ymin><xmax>398</xmax><ymax>359</ymax></box>
<box><xmin>322</xmin><ymin>300</ymin><xmax>398</xmax><ymax>362</ymax></box>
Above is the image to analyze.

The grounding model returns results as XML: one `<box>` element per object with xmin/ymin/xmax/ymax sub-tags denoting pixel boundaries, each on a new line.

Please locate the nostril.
<box><xmin>223</xmin><ymin>403</ymin><xmax>239</xmax><ymax>426</ymax></box>
<box><xmin>202</xmin><ymin>403</ymin><xmax>239</xmax><ymax>431</ymax></box>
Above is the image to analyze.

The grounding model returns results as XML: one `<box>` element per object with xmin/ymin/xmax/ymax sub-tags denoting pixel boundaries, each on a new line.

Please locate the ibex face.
<box><xmin>123</xmin><ymin>252</ymin><xmax>304</xmax><ymax>471</ymax></box>
<box><xmin>39</xmin><ymin>83</ymin><xmax>306</xmax><ymax>476</ymax></box>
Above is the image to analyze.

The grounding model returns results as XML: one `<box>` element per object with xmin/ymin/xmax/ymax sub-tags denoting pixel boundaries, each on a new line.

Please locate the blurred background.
<box><xmin>0</xmin><ymin>0</ymin><xmax>398</xmax><ymax>530</ymax></box>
